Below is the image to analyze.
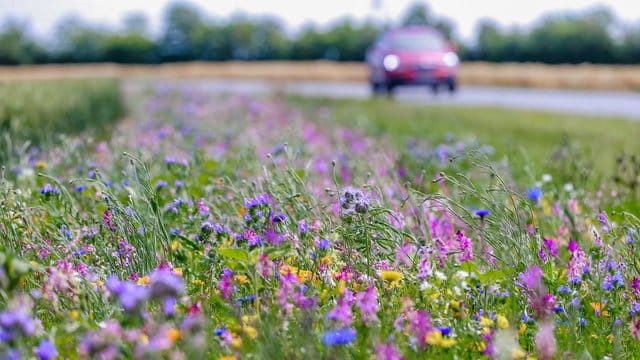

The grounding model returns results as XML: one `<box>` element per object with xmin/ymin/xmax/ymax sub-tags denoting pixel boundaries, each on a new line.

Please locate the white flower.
<box><xmin>542</xmin><ymin>174</ymin><xmax>552</xmax><ymax>183</ymax></box>
<box><xmin>564</xmin><ymin>183</ymin><xmax>574</xmax><ymax>192</ymax></box>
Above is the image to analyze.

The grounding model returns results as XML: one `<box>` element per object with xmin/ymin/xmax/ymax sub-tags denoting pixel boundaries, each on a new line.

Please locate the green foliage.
<box><xmin>0</xmin><ymin>79</ymin><xmax>123</xmax><ymax>165</ymax></box>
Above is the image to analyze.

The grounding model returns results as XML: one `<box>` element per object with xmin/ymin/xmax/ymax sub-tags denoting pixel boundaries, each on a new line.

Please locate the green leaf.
<box><xmin>217</xmin><ymin>248</ymin><xmax>250</xmax><ymax>263</ymax></box>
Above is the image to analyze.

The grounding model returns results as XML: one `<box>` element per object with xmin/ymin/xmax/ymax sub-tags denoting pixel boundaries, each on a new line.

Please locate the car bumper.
<box><xmin>385</xmin><ymin>66</ymin><xmax>457</xmax><ymax>85</ymax></box>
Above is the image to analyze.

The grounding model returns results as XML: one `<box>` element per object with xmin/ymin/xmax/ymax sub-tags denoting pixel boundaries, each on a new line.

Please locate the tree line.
<box><xmin>1</xmin><ymin>2</ymin><xmax>639</xmax><ymax>65</ymax></box>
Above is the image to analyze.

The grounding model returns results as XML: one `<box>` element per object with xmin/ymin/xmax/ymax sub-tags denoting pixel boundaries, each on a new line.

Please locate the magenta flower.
<box><xmin>375</xmin><ymin>342</ymin><xmax>403</xmax><ymax>360</ymax></box>
<box><xmin>328</xmin><ymin>298</ymin><xmax>353</xmax><ymax>327</ymax></box>
<box><xmin>456</xmin><ymin>230</ymin><xmax>473</xmax><ymax>262</ymax></box>
<box><xmin>220</xmin><ymin>268</ymin><xmax>233</xmax><ymax>300</ymax></box>
<box><xmin>535</xmin><ymin>321</ymin><xmax>557</xmax><ymax>360</ymax></box>
<box><xmin>356</xmin><ymin>286</ymin><xmax>379</xmax><ymax>325</ymax></box>
<box><xmin>519</xmin><ymin>265</ymin><xmax>543</xmax><ymax>291</ymax></box>
<box><xmin>568</xmin><ymin>240</ymin><xmax>590</xmax><ymax>283</ymax></box>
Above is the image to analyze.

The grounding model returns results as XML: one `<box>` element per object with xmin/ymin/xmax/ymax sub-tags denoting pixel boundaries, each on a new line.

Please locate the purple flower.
<box><xmin>598</xmin><ymin>211</ymin><xmax>611</xmax><ymax>234</ymax></box>
<box><xmin>220</xmin><ymin>268</ymin><xmax>233</xmax><ymax>300</ymax></box>
<box><xmin>40</xmin><ymin>184</ymin><xmax>60</xmax><ymax>196</ymax></box>
<box><xmin>148</xmin><ymin>269</ymin><xmax>184</xmax><ymax>299</ymax></box>
<box><xmin>519</xmin><ymin>265</ymin><xmax>543</xmax><ymax>291</ymax></box>
<box><xmin>543</xmin><ymin>238</ymin><xmax>558</xmax><ymax>257</ymax></box>
<box><xmin>271</xmin><ymin>213</ymin><xmax>287</xmax><ymax>223</ymax></box>
<box><xmin>375</xmin><ymin>342</ymin><xmax>403</xmax><ymax>360</ymax></box>
<box><xmin>355</xmin><ymin>286</ymin><xmax>379</xmax><ymax>324</ymax></box>
<box><xmin>298</xmin><ymin>220</ymin><xmax>308</xmax><ymax>235</ymax></box>
<box><xmin>534</xmin><ymin>321</ymin><xmax>557</xmax><ymax>360</ymax></box>
<box><xmin>322</xmin><ymin>328</ymin><xmax>356</xmax><ymax>346</ymax></box>
<box><xmin>0</xmin><ymin>309</ymin><xmax>35</xmax><ymax>341</ymax></box>
<box><xmin>106</xmin><ymin>276</ymin><xmax>148</xmax><ymax>312</ymax></box>
<box><xmin>318</xmin><ymin>239</ymin><xmax>330</xmax><ymax>251</ymax></box>
<box><xmin>36</xmin><ymin>340</ymin><xmax>58</xmax><ymax>360</ymax></box>
<box><xmin>164</xmin><ymin>297</ymin><xmax>177</xmax><ymax>316</ymax></box>
<box><xmin>328</xmin><ymin>298</ymin><xmax>353</xmax><ymax>327</ymax></box>
<box><xmin>264</xmin><ymin>228</ymin><xmax>284</xmax><ymax>246</ymax></box>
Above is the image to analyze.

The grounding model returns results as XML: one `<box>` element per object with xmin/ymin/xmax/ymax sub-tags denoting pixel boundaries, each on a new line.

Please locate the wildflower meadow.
<box><xmin>1</xmin><ymin>82</ymin><xmax>640</xmax><ymax>359</ymax></box>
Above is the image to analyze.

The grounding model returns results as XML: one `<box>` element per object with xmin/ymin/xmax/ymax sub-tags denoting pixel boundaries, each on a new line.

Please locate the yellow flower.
<box><xmin>298</xmin><ymin>270</ymin><xmax>312</xmax><ymax>283</ymax></box>
<box><xmin>137</xmin><ymin>276</ymin><xmax>150</xmax><ymax>286</ymax></box>
<box><xmin>234</xmin><ymin>275</ymin><xmax>248</xmax><ymax>284</ymax></box>
<box><xmin>497</xmin><ymin>315</ymin><xmax>509</xmax><ymax>329</ymax></box>
<box><xmin>231</xmin><ymin>334</ymin><xmax>242</xmax><ymax>349</ymax></box>
<box><xmin>431</xmin><ymin>292</ymin><xmax>441</xmax><ymax>300</ymax></box>
<box><xmin>219</xmin><ymin>356</ymin><xmax>236</xmax><ymax>360</ymax></box>
<box><xmin>476</xmin><ymin>341</ymin><xmax>486</xmax><ymax>352</ymax></box>
<box><xmin>70</xmin><ymin>310</ymin><xmax>80</xmax><ymax>321</ymax></box>
<box><xmin>320</xmin><ymin>255</ymin><xmax>332</xmax><ymax>266</ymax></box>
<box><xmin>243</xmin><ymin>325</ymin><xmax>258</xmax><ymax>339</ymax></box>
<box><xmin>171</xmin><ymin>240</ymin><xmax>180</xmax><ymax>251</ymax></box>
<box><xmin>35</xmin><ymin>160</ymin><xmax>48</xmax><ymax>169</ymax></box>
<box><xmin>519</xmin><ymin>323</ymin><xmax>527</xmax><ymax>335</ymax></box>
<box><xmin>140</xmin><ymin>333</ymin><xmax>149</xmax><ymax>345</ymax></box>
<box><xmin>426</xmin><ymin>330</ymin><xmax>457</xmax><ymax>348</ymax></box>
<box><xmin>173</xmin><ymin>268</ymin><xmax>183</xmax><ymax>276</ymax></box>
<box><xmin>480</xmin><ymin>317</ymin><xmax>494</xmax><ymax>328</ymax></box>
<box><xmin>380</xmin><ymin>270</ymin><xmax>403</xmax><ymax>283</ymax></box>
<box><xmin>242</xmin><ymin>314</ymin><xmax>259</xmax><ymax>324</ymax></box>
<box><xmin>279</xmin><ymin>265</ymin><xmax>298</xmax><ymax>276</ymax></box>
<box><xmin>166</xmin><ymin>328</ymin><xmax>181</xmax><ymax>342</ymax></box>
<box><xmin>337</xmin><ymin>280</ymin><xmax>346</xmax><ymax>295</ymax></box>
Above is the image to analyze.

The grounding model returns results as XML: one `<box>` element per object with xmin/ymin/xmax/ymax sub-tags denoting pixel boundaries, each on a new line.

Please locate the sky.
<box><xmin>1</xmin><ymin>0</ymin><xmax>639</xmax><ymax>41</ymax></box>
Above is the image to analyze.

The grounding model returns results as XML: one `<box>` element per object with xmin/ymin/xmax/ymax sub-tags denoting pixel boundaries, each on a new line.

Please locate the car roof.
<box><xmin>387</xmin><ymin>26</ymin><xmax>442</xmax><ymax>37</ymax></box>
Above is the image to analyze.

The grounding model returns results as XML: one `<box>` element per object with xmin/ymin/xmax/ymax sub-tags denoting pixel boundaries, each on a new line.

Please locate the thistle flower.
<box><xmin>340</xmin><ymin>187</ymin><xmax>370</xmax><ymax>216</ymax></box>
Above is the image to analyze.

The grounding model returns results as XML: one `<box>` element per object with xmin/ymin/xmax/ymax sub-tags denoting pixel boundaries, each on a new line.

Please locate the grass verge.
<box><xmin>0</xmin><ymin>79</ymin><xmax>123</xmax><ymax>165</ymax></box>
<box><xmin>290</xmin><ymin>96</ymin><xmax>640</xmax><ymax>187</ymax></box>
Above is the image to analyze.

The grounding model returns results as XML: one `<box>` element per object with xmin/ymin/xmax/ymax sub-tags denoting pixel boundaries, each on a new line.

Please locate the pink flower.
<box><xmin>356</xmin><ymin>286</ymin><xmax>379</xmax><ymax>325</ymax></box>
<box><xmin>328</xmin><ymin>298</ymin><xmax>353</xmax><ymax>327</ymax></box>
<box><xmin>219</xmin><ymin>268</ymin><xmax>233</xmax><ymax>300</ymax></box>
<box><xmin>535</xmin><ymin>321</ymin><xmax>557</xmax><ymax>360</ymax></box>
<box><xmin>375</xmin><ymin>342</ymin><xmax>403</xmax><ymax>360</ymax></box>
<box><xmin>456</xmin><ymin>230</ymin><xmax>473</xmax><ymax>262</ymax></box>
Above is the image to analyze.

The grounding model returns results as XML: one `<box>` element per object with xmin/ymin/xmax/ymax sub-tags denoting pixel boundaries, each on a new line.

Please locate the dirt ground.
<box><xmin>2</xmin><ymin>61</ymin><xmax>639</xmax><ymax>91</ymax></box>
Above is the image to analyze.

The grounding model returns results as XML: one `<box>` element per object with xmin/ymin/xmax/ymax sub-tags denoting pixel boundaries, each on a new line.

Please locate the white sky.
<box><xmin>1</xmin><ymin>0</ymin><xmax>639</xmax><ymax>41</ymax></box>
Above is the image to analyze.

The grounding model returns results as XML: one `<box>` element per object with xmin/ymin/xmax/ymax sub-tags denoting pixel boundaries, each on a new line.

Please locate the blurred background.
<box><xmin>0</xmin><ymin>0</ymin><xmax>638</xmax><ymax>66</ymax></box>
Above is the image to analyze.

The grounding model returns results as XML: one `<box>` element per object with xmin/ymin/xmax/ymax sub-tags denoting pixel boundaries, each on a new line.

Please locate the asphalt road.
<box><xmin>151</xmin><ymin>79</ymin><xmax>640</xmax><ymax>119</ymax></box>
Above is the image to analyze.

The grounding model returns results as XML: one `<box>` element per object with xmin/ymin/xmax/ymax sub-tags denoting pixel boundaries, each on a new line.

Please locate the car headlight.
<box><xmin>443</xmin><ymin>52</ymin><xmax>459</xmax><ymax>67</ymax></box>
<box><xmin>383</xmin><ymin>54</ymin><xmax>400</xmax><ymax>71</ymax></box>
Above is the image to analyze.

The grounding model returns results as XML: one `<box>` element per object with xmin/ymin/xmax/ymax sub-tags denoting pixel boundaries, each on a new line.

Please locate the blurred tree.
<box><xmin>159</xmin><ymin>2</ymin><xmax>204</xmax><ymax>61</ymax></box>
<box><xmin>401</xmin><ymin>2</ymin><xmax>455</xmax><ymax>40</ymax></box>
<box><xmin>101</xmin><ymin>34</ymin><xmax>157</xmax><ymax>63</ymax></box>
<box><xmin>52</xmin><ymin>16</ymin><xmax>107</xmax><ymax>62</ymax></box>
<box><xmin>0</xmin><ymin>20</ymin><xmax>46</xmax><ymax>64</ymax></box>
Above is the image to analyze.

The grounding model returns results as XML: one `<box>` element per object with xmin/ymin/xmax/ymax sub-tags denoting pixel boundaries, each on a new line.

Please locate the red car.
<box><xmin>366</xmin><ymin>26</ymin><xmax>459</xmax><ymax>95</ymax></box>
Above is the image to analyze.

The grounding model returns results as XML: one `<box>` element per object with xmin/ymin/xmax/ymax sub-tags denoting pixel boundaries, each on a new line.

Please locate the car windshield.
<box><xmin>390</xmin><ymin>32</ymin><xmax>446</xmax><ymax>51</ymax></box>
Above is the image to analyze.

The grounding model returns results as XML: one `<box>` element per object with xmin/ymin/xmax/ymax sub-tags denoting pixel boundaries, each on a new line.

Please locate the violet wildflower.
<box><xmin>220</xmin><ymin>268</ymin><xmax>233</xmax><ymax>300</ymax></box>
<box><xmin>322</xmin><ymin>328</ymin><xmax>356</xmax><ymax>346</ymax></box>
<box><xmin>317</xmin><ymin>239</ymin><xmax>330</xmax><ymax>251</ymax></box>
<box><xmin>534</xmin><ymin>321</ymin><xmax>557</xmax><ymax>360</ymax></box>
<box><xmin>567</xmin><ymin>240</ymin><xmax>590</xmax><ymax>284</ymax></box>
<box><xmin>598</xmin><ymin>210</ymin><xmax>611</xmax><ymax>234</ymax></box>
<box><xmin>298</xmin><ymin>220</ymin><xmax>308</xmax><ymax>235</ymax></box>
<box><xmin>106</xmin><ymin>276</ymin><xmax>148</xmax><ymax>313</ymax></box>
<box><xmin>36</xmin><ymin>339</ymin><xmax>57</xmax><ymax>360</ymax></box>
<box><xmin>375</xmin><ymin>342</ymin><xmax>403</xmax><ymax>360</ymax></box>
<box><xmin>271</xmin><ymin>213</ymin><xmax>287</xmax><ymax>223</ymax></box>
<box><xmin>456</xmin><ymin>230</ymin><xmax>473</xmax><ymax>262</ymax></box>
<box><xmin>328</xmin><ymin>298</ymin><xmax>353</xmax><ymax>327</ymax></box>
<box><xmin>0</xmin><ymin>308</ymin><xmax>35</xmax><ymax>341</ymax></box>
<box><xmin>355</xmin><ymin>286</ymin><xmax>379</xmax><ymax>325</ymax></box>
<box><xmin>263</xmin><ymin>228</ymin><xmax>284</xmax><ymax>246</ymax></box>
<box><xmin>148</xmin><ymin>269</ymin><xmax>184</xmax><ymax>300</ymax></box>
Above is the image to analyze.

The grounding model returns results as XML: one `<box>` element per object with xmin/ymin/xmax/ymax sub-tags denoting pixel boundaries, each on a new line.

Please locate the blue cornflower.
<box><xmin>437</xmin><ymin>326</ymin><xmax>452</xmax><ymax>336</ymax></box>
<box><xmin>474</xmin><ymin>209</ymin><xmax>490</xmax><ymax>219</ymax></box>
<box><xmin>75</xmin><ymin>185</ymin><xmax>85</xmax><ymax>192</ymax></box>
<box><xmin>579</xmin><ymin>318</ymin><xmax>587</xmax><ymax>327</ymax></box>
<box><xmin>527</xmin><ymin>187</ymin><xmax>542</xmax><ymax>203</ymax></box>
<box><xmin>322</xmin><ymin>328</ymin><xmax>356</xmax><ymax>346</ymax></box>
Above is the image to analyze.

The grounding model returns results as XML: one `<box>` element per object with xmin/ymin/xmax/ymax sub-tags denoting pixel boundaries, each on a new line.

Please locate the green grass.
<box><xmin>0</xmin><ymin>79</ymin><xmax>123</xmax><ymax>165</ymax></box>
<box><xmin>290</xmin><ymin>96</ymin><xmax>640</xmax><ymax>187</ymax></box>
